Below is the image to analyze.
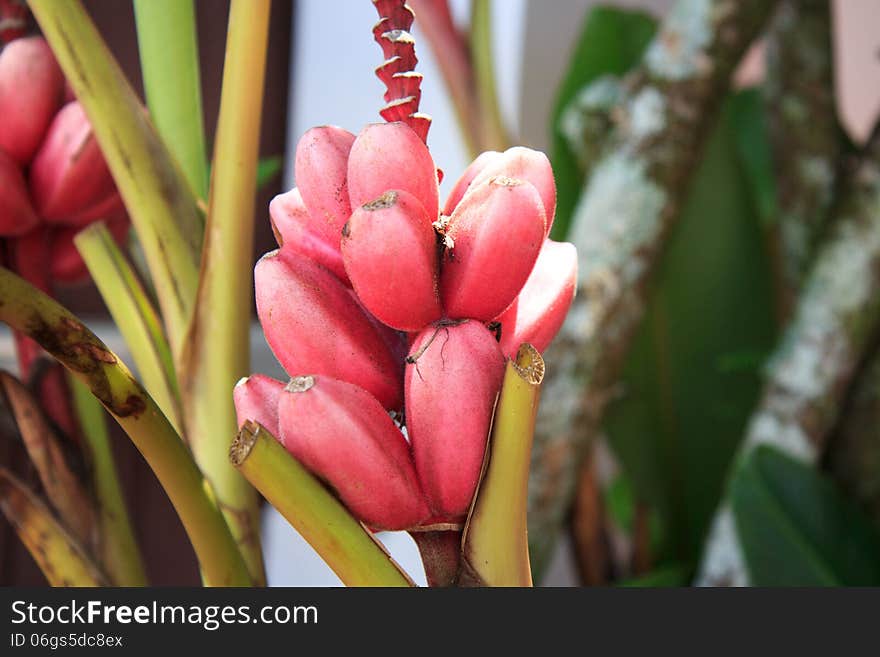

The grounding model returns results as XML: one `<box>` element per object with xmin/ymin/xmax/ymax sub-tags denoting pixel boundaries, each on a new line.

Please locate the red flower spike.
<box><xmin>383</xmin><ymin>71</ymin><xmax>422</xmax><ymax>103</ymax></box>
<box><xmin>0</xmin><ymin>36</ymin><xmax>64</xmax><ymax>165</ymax></box>
<box><xmin>341</xmin><ymin>189</ymin><xmax>442</xmax><ymax>332</ymax></box>
<box><xmin>293</xmin><ymin>125</ymin><xmax>356</xmax><ymax>247</ymax></box>
<box><xmin>495</xmin><ymin>239</ymin><xmax>578</xmax><ymax>356</ymax></box>
<box><xmin>440</xmin><ymin>176</ymin><xmax>546</xmax><ymax>321</ymax></box>
<box><xmin>405</xmin><ymin>320</ymin><xmax>505</xmax><ymax>520</ymax></box>
<box><xmin>442</xmin><ymin>149</ymin><xmax>502</xmax><ymax>216</ymax></box>
<box><xmin>347</xmin><ymin>122</ymin><xmax>439</xmax><ymax>219</ymax></box>
<box><xmin>30</xmin><ymin>101</ymin><xmax>117</xmax><ymax>226</ymax></box>
<box><xmin>233</xmin><ymin>374</ymin><xmax>285</xmax><ymax>437</ymax></box>
<box><xmin>268</xmin><ymin>187</ymin><xmax>349</xmax><ymax>285</ymax></box>
<box><xmin>0</xmin><ymin>149</ymin><xmax>39</xmax><ymax>236</ymax></box>
<box><xmin>255</xmin><ymin>250</ymin><xmax>403</xmax><ymax>410</ymax></box>
<box><xmin>279</xmin><ymin>375</ymin><xmax>430</xmax><ymax>531</ymax></box>
<box><xmin>468</xmin><ymin>146</ymin><xmax>557</xmax><ymax>236</ymax></box>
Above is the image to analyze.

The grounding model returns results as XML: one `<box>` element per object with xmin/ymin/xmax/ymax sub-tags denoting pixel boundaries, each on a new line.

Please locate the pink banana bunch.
<box><xmin>0</xmin><ymin>35</ymin><xmax>129</xmax><ymax>287</ymax></box>
<box><xmin>237</xmin><ymin>120</ymin><xmax>577</xmax><ymax>532</ymax></box>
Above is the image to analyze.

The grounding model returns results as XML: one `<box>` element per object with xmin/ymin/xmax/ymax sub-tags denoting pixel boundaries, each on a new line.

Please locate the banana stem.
<box><xmin>461</xmin><ymin>344</ymin><xmax>544</xmax><ymax>586</ymax></box>
<box><xmin>0</xmin><ymin>266</ymin><xmax>250</xmax><ymax>586</ymax></box>
<box><xmin>28</xmin><ymin>0</ymin><xmax>202</xmax><ymax>364</ymax></box>
<box><xmin>75</xmin><ymin>222</ymin><xmax>183</xmax><ymax>435</ymax></box>
<box><xmin>470</xmin><ymin>0</ymin><xmax>509</xmax><ymax>151</ymax></box>
<box><xmin>410</xmin><ymin>529</ymin><xmax>461</xmax><ymax>587</ymax></box>
<box><xmin>133</xmin><ymin>0</ymin><xmax>208</xmax><ymax>201</ymax></box>
<box><xmin>69</xmin><ymin>376</ymin><xmax>147</xmax><ymax>586</ymax></box>
<box><xmin>0</xmin><ymin>467</ymin><xmax>107</xmax><ymax>587</ymax></box>
<box><xmin>179</xmin><ymin>0</ymin><xmax>271</xmax><ymax>585</ymax></box>
<box><xmin>231</xmin><ymin>421</ymin><xmax>414</xmax><ymax>587</ymax></box>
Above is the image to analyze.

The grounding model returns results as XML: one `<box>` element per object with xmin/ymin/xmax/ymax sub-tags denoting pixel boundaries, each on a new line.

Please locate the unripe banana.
<box><xmin>468</xmin><ymin>146</ymin><xmax>557</xmax><ymax>236</ymax></box>
<box><xmin>233</xmin><ymin>374</ymin><xmax>285</xmax><ymax>436</ymax></box>
<box><xmin>495</xmin><ymin>239</ymin><xmax>577</xmax><ymax>356</ymax></box>
<box><xmin>341</xmin><ymin>189</ymin><xmax>442</xmax><ymax>331</ymax></box>
<box><xmin>0</xmin><ymin>36</ymin><xmax>63</xmax><ymax>165</ymax></box>
<box><xmin>405</xmin><ymin>320</ymin><xmax>505</xmax><ymax>520</ymax></box>
<box><xmin>440</xmin><ymin>176</ymin><xmax>545</xmax><ymax>321</ymax></box>
<box><xmin>255</xmin><ymin>249</ymin><xmax>403</xmax><ymax>410</ymax></box>
<box><xmin>29</xmin><ymin>101</ymin><xmax>116</xmax><ymax>225</ymax></box>
<box><xmin>278</xmin><ymin>375</ymin><xmax>429</xmax><ymax>531</ymax></box>
<box><xmin>0</xmin><ymin>149</ymin><xmax>39</xmax><ymax>236</ymax></box>
<box><xmin>293</xmin><ymin>126</ymin><xmax>355</xmax><ymax>246</ymax></box>
<box><xmin>269</xmin><ymin>187</ymin><xmax>349</xmax><ymax>284</ymax></box>
<box><xmin>346</xmin><ymin>122</ymin><xmax>439</xmax><ymax>218</ymax></box>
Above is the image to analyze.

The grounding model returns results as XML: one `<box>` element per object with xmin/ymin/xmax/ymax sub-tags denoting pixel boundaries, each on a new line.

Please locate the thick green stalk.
<box><xmin>231</xmin><ymin>422</ymin><xmax>413</xmax><ymax>587</ymax></box>
<box><xmin>0</xmin><ymin>467</ymin><xmax>106</xmax><ymax>587</ymax></box>
<box><xmin>133</xmin><ymin>0</ymin><xmax>208</xmax><ymax>200</ymax></box>
<box><xmin>461</xmin><ymin>344</ymin><xmax>544</xmax><ymax>586</ymax></box>
<box><xmin>179</xmin><ymin>0</ymin><xmax>270</xmax><ymax>585</ymax></box>
<box><xmin>69</xmin><ymin>376</ymin><xmax>147</xmax><ymax>586</ymax></box>
<box><xmin>28</xmin><ymin>0</ymin><xmax>202</xmax><ymax>364</ymax></box>
<box><xmin>75</xmin><ymin>223</ymin><xmax>182</xmax><ymax>434</ymax></box>
<box><xmin>0</xmin><ymin>267</ymin><xmax>250</xmax><ymax>586</ymax></box>
<box><xmin>470</xmin><ymin>0</ymin><xmax>509</xmax><ymax>151</ymax></box>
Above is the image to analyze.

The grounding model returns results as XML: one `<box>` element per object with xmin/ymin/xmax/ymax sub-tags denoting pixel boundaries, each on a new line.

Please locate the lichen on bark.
<box><xmin>527</xmin><ymin>0</ymin><xmax>778</xmax><ymax>575</ymax></box>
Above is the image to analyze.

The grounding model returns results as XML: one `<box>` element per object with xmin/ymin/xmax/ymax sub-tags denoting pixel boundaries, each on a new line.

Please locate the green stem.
<box><xmin>470</xmin><ymin>0</ymin><xmax>509</xmax><ymax>151</ymax></box>
<box><xmin>28</xmin><ymin>0</ymin><xmax>202</xmax><ymax>365</ymax></box>
<box><xmin>75</xmin><ymin>222</ymin><xmax>182</xmax><ymax>434</ymax></box>
<box><xmin>0</xmin><ymin>467</ymin><xmax>107</xmax><ymax>587</ymax></box>
<box><xmin>461</xmin><ymin>344</ymin><xmax>544</xmax><ymax>586</ymax></box>
<box><xmin>179</xmin><ymin>0</ymin><xmax>270</xmax><ymax>586</ymax></box>
<box><xmin>0</xmin><ymin>266</ymin><xmax>250</xmax><ymax>586</ymax></box>
<box><xmin>231</xmin><ymin>422</ymin><xmax>414</xmax><ymax>587</ymax></box>
<box><xmin>69</xmin><ymin>376</ymin><xmax>148</xmax><ymax>586</ymax></box>
<box><xmin>133</xmin><ymin>0</ymin><xmax>208</xmax><ymax>201</ymax></box>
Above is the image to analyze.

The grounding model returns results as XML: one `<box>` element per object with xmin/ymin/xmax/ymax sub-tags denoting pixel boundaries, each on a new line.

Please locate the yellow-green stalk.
<box><xmin>470</xmin><ymin>0</ymin><xmax>509</xmax><ymax>151</ymax></box>
<box><xmin>133</xmin><ymin>0</ymin><xmax>208</xmax><ymax>201</ymax></box>
<box><xmin>75</xmin><ymin>223</ymin><xmax>182</xmax><ymax>434</ymax></box>
<box><xmin>461</xmin><ymin>344</ymin><xmax>544</xmax><ymax>586</ymax></box>
<box><xmin>179</xmin><ymin>0</ymin><xmax>271</xmax><ymax>585</ymax></box>
<box><xmin>231</xmin><ymin>422</ymin><xmax>414</xmax><ymax>587</ymax></box>
<box><xmin>0</xmin><ymin>266</ymin><xmax>250</xmax><ymax>586</ymax></box>
<box><xmin>69</xmin><ymin>377</ymin><xmax>147</xmax><ymax>586</ymax></box>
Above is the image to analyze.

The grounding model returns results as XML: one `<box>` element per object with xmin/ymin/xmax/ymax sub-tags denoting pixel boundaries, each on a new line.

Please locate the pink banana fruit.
<box><xmin>346</xmin><ymin>122</ymin><xmax>439</xmax><ymax>218</ymax></box>
<box><xmin>341</xmin><ymin>189</ymin><xmax>442</xmax><ymax>331</ymax></box>
<box><xmin>278</xmin><ymin>375</ymin><xmax>429</xmax><ymax>531</ymax></box>
<box><xmin>467</xmin><ymin>146</ymin><xmax>557</xmax><ymax>236</ymax></box>
<box><xmin>495</xmin><ymin>239</ymin><xmax>578</xmax><ymax>357</ymax></box>
<box><xmin>29</xmin><ymin>101</ymin><xmax>117</xmax><ymax>225</ymax></box>
<box><xmin>0</xmin><ymin>149</ymin><xmax>39</xmax><ymax>236</ymax></box>
<box><xmin>255</xmin><ymin>249</ymin><xmax>403</xmax><ymax>410</ymax></box>
<box><xmin>442</xmin><ymin>150</ymin><xmax>501</xmax><ymax>216</ymax></box>
<box><xmin>233</xmin><ymin>374</ymin><xmax>285</xmax><ymax>436</ymax></box>
<box><xmin>293</xmin><ymin>126</ymin><xmax>355</xmax><ymax>246</ymax></box>
<box><xmin>0</xmin><ymin>36</ymin><xmax>63</xmax><ymax>165</ymax></box>
<box><xmin>269</xmin><ymin>187</ymin><xmax>349</xmax><ymax>284</ymax></box>
<box><xmin>405</xmin><ymin>320</ymin><xmax>505</xmax><ymax>519</ymax></box>
<box><xmin>440</xmin><ymin>176</ymin><xmax>545</xmax><ymax>321</ymax></box>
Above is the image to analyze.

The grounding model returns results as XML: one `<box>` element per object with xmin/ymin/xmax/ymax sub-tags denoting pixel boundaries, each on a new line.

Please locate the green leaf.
<box><xmin>732</xmin><ymin>445</ymin><xmax>880</xmax><ymax>586</ymax></box>
<box><xmin>603</xmin><ymin>94</ymin><xmax>778</xmax><ymax>566</ymax></box>
<box><xmin>256</xmin><ymin>156</ymin><xmax>283</xmax><ymax>190</ymax></box>
<box><xmin>729</xmin><ymin>88</ymin><xmax>778</xmax><ymax>226</ymax></box>
<box><xmin>549</xmin><ymin>6</ymin><xmax>656</xmax><ymax>240</ymax></box>
<box><xmin>618</xmin><ymin>563</ymin><xmax>688</xmax><ymax>587</ymax></box>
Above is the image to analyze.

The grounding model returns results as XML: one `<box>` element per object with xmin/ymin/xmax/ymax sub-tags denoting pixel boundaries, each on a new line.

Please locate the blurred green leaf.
<box><xmin>732</xmin><ymin>445</ymin><xmax>880</xmax><ymax>586</ymax></box>
<box><xmin>256</xmin><ymin>155</ymin><xmax>283</xmax><ymax>190</ymax></box>
<box><xmin>729</xmin><ymin>88</ymin><xmax>778</xmax><ymax>226</ymax></box>
<box><xmin>548</xmin><ymin>6</ymin><xmax>656</xmax><ymax>240</ymax></box>
<box><xmin>603</xmin><ymin>94</ymin><xmax>778</xmax><ymax>567</ymax></box>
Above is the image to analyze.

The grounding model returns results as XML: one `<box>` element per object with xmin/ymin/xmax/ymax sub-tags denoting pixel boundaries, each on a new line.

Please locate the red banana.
<box><xmin>233</xmin><ymin>374</ymin><xmax>285</xmax><ymax>436</ymax></box>
<box><xmin>0</xmin><ymin>149</ymin><xmax>39</xmax><ymax>236</ymax></box>
<box><xmin>278</xmin><ymin>375</ymin><xmax>429</xmax><ymax>531</ymax></box>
